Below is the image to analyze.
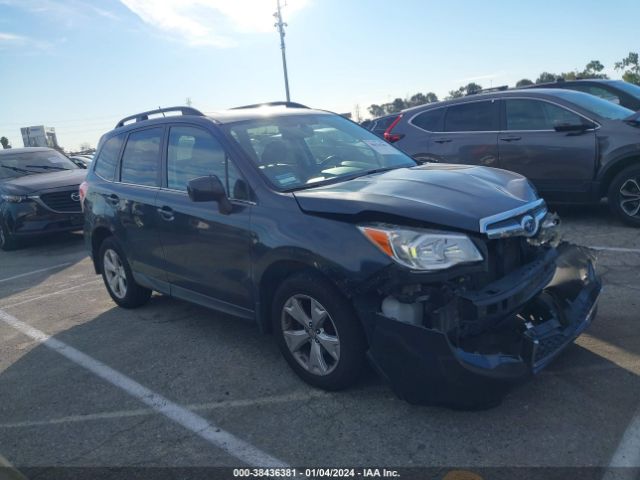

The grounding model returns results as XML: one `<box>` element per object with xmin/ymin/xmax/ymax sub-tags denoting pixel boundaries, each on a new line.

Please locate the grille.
<box><xmin>39</xmin><ymin>189</ymin><xmax>82</xmax><ymax>213</ymax></box>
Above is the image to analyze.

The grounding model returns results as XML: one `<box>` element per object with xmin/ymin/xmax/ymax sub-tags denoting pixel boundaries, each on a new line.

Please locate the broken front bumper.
<box><xmin>365</xmin><ymin>243</ymin><xmax>602</xmax><ymax>408</ymax></box>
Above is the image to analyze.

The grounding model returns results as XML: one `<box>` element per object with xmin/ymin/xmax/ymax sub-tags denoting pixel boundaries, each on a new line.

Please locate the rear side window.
<box><xmin>412</xmin><ymin>108</ymin><xmax>444</xmax><ymax>132</ymax></box>
<box><xmin>120</xmin><ymin>128</ymin><xmax>163</xmax><ymax>187</ymax></box>
<box><xmin>505</xmin><ymin>99</ymin><xmax>583</xmax><ymax>131</ymax></box>
<box><xmin>93</xmin><ymin>134</ymin><xmax>124</xmax><ymax>181</ymax></box>
<box><xmin>444</xmin><ymin>101</ymin><xmax>499</xmax><ymax>132</ymax></box>
<box><xmin>167</xmin><ymin>126</ymin><xmax>247</xmax><ymax>199</ymax></box>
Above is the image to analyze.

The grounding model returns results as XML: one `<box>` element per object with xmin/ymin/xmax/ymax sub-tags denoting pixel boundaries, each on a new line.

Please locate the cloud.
<box><xmin>119</xmin><ymin>0</ymin><xmax>310</xmax><ymax>48</ymax></box>
<box><xmin>0</xmin><ymin>31</ymin><xmax>53</xmax><ymax>50</ymax></box>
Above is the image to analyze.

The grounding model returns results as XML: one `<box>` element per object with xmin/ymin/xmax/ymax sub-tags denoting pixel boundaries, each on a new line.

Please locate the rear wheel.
<box><xmin>0</xmin><ymin>222</ymin><xmax>17</xmax><ymax>251</ymax></box>
<box><xmin>608</xmin><ymin>165</ymin><xmax>640</xmax><ymax>227</ymax></box>
<box><xmin>99</xmin><ymin>237</ymin><xmax>152</xmax><ymax>308</ymax></box>
<box><xmin>272</xmin><ymin>272</ymin><xmax>366</xmax><ymax>391</ymax></box>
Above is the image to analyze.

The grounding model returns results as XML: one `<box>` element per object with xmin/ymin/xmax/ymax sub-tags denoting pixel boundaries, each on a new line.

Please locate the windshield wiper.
<box><xmin>24</xmin><ymin>165</ymin><xmax>70</xmax><ymax>171</ymax></box>
<box><xmin>0</xmin><ymin>165</ymin><xmax>36</xmax><ymax>174</ymax></box>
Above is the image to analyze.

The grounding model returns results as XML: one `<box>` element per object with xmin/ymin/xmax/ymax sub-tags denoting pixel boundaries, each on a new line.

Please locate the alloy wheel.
<box><xmin>281</xmin><ymin>294</ymin><xmax>340</xmax><ymax>376</ymax></box>
<box><xmin>103</xmin><ymin>249</ymin><xmax>128</xmax><ymax>299</ymax></box>
<box><xmin>619</xmin><ymin>177</ymin><xmax>640</xmax><ymax>218</ymax></box>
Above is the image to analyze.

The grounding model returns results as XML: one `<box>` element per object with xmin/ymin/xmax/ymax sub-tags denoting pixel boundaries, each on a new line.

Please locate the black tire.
<box><xmin>272</xmin><ymin>271</ymin><xmax>367</xmax><ymax>391</ymax></box>
<box><xmin>608</xmin><ymin>165</ymin><xmax>640</xmax><ymax>227</ymax></box>
<box><xmin>98</xmin><ymin>237</ymin><xmax>152</xmax><ymax>308</ymax></box>
<box><xmin>0</xmin><ymin>221</ymin><xmax>17</xmax><ymax>251</ymax></box>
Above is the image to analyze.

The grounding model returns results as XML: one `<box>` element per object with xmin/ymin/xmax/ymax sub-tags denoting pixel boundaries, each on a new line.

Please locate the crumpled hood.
<box><xmin>293</xmin><ymin>164</ymin><xmax>539</xmax><ymax>233</ymax></box>
<box><xmin>0</xmin><ymin>169</ymin><xmax>86</xmax><ymax>195</ymax></box>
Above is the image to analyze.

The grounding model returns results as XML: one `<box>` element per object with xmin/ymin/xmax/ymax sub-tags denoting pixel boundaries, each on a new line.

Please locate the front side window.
<box><xmin>0</xmin><ymin>150</ymin><xmax>79</xmax><ymax>180</ymax></box>
<box><xmin>120</xmin><ymin>128</ymin><xmax>162</xmax><ymax>187</ymax></box>
<box><xmin>167</xmin><ymin>126</ymin><xmax>246</xmax><ymax>199</ymax></box>
<box><xmin>506</xmin><ymin>99</ymin><xmax>583</xmax><ymax>130</ymax></box>
<box><xmin>93</xmin><ymin>134</ymin><xmax>124</xmax><ymax>181</ymax></box>
<box><xmin>444</xmin><ymin>101</ymin><xmax>499</xmax><ymax>132</ymax></box>
<box><xmin>227</xmin><ymin>114</ymin><xmax>415</xmax><ymax>191</ymax></box>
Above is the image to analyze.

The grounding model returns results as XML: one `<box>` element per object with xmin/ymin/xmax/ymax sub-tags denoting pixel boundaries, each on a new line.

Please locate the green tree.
<box><xmin>0</xmin><ymin>137</ymin><xmax>11</xmax><ymax>149</ymax></box>
<box><xmin>615</xmin><ymin>52</ymin><xmax>640</xmax><ymax>85</ymax></box>
<box><xmin>407</xmin><ymin>92</ymin><xmax>439</xmax><ymax>107</ymax></box>
<box><xmin>368</xmin><ymin>104</ymin><xmax>385</xmax><ymax>117</ymax></box>
<box><xmin>516</xmin><ymin>78</ymin><xmax>534</xmax><ymax>87</ymax></box>
<box><xmin>581</xmin><ymin>60</ymin><xmax>608</xmax><ymax>79</ymax></box>
<box><xmin>536</xmin><ymin>72</ymin><xmax>559</xmax><ymax>84</ymax></box>
<box><xmin>465</xmin><ymin>82</ymin><xmax>482</xmax><ymax>94</ymax></box>
<box><xmin>425</xmin><ymin>92</ymin><xmax>439</xmax><ymax>103</ymax></box>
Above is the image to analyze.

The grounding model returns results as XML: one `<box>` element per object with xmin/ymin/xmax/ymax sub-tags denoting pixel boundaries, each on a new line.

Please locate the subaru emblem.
<box><xmin>520</xmin><ymin>214</ymin><xmax>538</xmax><ymax>237</ymax></box>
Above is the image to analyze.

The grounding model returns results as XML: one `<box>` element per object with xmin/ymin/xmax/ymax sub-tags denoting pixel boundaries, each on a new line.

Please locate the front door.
<box><xmin>498</xmin><ymin>98</ymin><xmax>597</xmax><ymax>202</ymax></box>
<box><xmin>155</xmin><ymin>125</ymin><xmax>254</xmax><ymax>314</ymax></box>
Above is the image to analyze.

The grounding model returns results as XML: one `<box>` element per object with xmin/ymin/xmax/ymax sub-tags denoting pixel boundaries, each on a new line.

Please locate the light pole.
<box><xmin>274</xmin><ymin>0</ymin><xmax>291</xmax><ymax>102</ymax></box>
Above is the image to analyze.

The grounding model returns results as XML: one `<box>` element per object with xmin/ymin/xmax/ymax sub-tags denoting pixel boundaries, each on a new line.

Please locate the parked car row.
<box><xmin>367</xmin><ymin>86</ymin><xmax>640</xmax><ymax>226</ymax></box>
<box><xmin>70</xmin><ymin>104</ymin><xmax>601</xmax><ymax>407</ymax></box>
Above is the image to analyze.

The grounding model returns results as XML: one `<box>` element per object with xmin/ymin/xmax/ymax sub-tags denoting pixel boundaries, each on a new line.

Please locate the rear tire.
<box><xmin>608</xmin><ymin>165</ymin><xmax>640</xmax><ymax>227</ymax></box>
<box><xmin>99</xmin><ymin>237</ymin><xmax>152</xmax><ymax>308</ymax></box>
<box><xmin>272</xmin><ymin>271</ymin><xmax>366</xmax><ymax>391</ymax></box>
<box><xmin>0</xmin><ymin>222</ymin><xmax>17</xmax><ymax>251</ymax></box>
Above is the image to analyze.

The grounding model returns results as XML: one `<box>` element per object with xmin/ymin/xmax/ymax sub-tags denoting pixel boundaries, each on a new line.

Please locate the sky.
<box><xmin>0</xmin><ymin>0</ymin><xmax>637</xmax><ymax>151</ymax></box>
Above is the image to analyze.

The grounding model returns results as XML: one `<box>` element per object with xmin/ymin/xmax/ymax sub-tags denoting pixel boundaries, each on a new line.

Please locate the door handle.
<box><xmin>106</xmin><ymin>194</ymin><xmax>119</xmax><ymax>205</ymax></box>
<box><xmin>157</xmin><ymin>206</ymin><xmax>175</xmax><ymax>222</ymax></box>
<box><xmin>433</xmin><ymin>138</ymin><xmax>452</xmax><ymax>144</ymax></box>
<box><xmin>499</xmin><ymin>136</ymin><xmax>522</xmax><ymax>142</ymax></box>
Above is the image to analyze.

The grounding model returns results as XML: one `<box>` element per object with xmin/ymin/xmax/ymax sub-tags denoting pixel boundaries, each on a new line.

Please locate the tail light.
<box><xmin>383</xmin><ymin>114</ymin><xmax>404</xmax><ymax>143</ymax></box>
<box><xmin>79</xmin><ymin>181</ymin><xmax>88</xmax><ymax>211</ymax></box>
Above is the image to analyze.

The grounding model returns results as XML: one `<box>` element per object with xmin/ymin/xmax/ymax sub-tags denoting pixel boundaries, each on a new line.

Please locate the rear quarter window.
<box><xmin>93</xmin><ymin>134</ymin><xmax>125</xmax><ymax>181</ymax></box>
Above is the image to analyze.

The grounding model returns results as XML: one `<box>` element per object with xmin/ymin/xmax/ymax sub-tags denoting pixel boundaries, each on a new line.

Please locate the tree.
<box><xmin>516</xmin><ymin>78</ymin><xmax>534</xmax><ymax>87</ymax></box>
<box><xmin>581</xmin><ymin>60</ymin><xmax>607</xmax><ymax>79</ymax></box>
<box><xmin>368</xmin><ymin>104</ymin><xmax>385</xmax><ymax>118</ymax></box>
<box><xmin>446</xmin><ymin>83</ymin><xmax>483</xmax><ymax>100</ymax></box>
<box><xmin>615</xmin><ymin>52</ymin><xmax>640</xmax><ymax>85</ymax></box>
<box><xmin>408</xmin><ymin>93</ymin><xmax>427</xmax><ymax>107</ymax></box>
<box><xmin>0</xmin><ymin>137</ymin><xmax>11</xmax><ymax>149</ymax></box>
<box><xmin>536</xmin><ymin>72</ymin><xmax>559</xmax><ymax>84</ymax></box>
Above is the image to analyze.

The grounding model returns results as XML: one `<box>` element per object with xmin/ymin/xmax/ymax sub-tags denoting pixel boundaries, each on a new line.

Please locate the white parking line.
<box><xmin>602</xmin><ymin>408</ymin><xmax>640</xmax><ymax>480</ymax></box>
<box><xmin>589</xmin><ymin>246</ymin><xmax>640</xmax><ymax>254</ymax></box>
<box><xmin>0</xmin><ymin>390</ymin><xmax>331</xmax><ymax>429</ymax></box>
<box><xmin>0</xmin><ymin>309</ymin><xmax>288</xmax><ymax>468</ymax></box>
<box><xmin>0</xmin><ymin>262</ymin><xmax>73</xmax><ymax>284</ymax></box>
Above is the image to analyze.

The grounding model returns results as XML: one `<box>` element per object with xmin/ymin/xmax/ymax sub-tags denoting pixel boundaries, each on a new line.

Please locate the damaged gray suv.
<box><xmin>84</xmin><ymin>104</ymin><xmax>602</xmax><ymax>408</ymax></box>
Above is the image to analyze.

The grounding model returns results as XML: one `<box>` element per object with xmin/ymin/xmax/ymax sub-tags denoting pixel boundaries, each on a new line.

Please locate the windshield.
<box><xmin>226</xmin><ymin>114</ymin><xmax>416</xmax><ymax>191</ymax></box>
<box><xmin>0</xmin><ymin>150</ymin><xmax>79</xmax><ymax>180</ymax></box>
<box><xmin>549</xmin><ymin>89</ymin><xmax>634</xmax><ymax>120</ymax></box>
<box><xmin>612</xmin><ymin>80</ymin><xmax>640</xmax><ymax>100</ymax></box>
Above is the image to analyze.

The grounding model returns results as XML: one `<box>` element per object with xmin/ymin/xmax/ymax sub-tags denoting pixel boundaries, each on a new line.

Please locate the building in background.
<box><xmin>21</xmin><ymin>126</ymin><xmax>59</xmax><ymax>148</ymax></box>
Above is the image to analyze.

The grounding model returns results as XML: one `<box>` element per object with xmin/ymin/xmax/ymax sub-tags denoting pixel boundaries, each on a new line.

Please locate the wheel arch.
<box><xmin>598</xmin><ymin>155</ymin><xmax>640</xmax><ymax>198</ymax></box>
<box><xmin>90</xmin><ymin>226</ymin><xmax>113</xmax><ymax>273</ymax></box>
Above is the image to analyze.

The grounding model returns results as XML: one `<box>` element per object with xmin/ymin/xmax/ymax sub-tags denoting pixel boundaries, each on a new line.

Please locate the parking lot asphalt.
<box><xmin>0</xmin><ymin>204</ymin><xmax>638</xmax><ymax>476</ymax></box>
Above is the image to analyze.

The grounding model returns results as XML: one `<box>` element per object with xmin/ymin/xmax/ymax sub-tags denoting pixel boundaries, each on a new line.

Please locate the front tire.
<box><xmin>608</xmin><ymin>165</ymin><xmax>640</xmax><ymax>227</ymax></box>
<box><xmin>99</xmin><ymin>237</ymin><xmax>152</xmax><ymax>308</ymax></box>
<box><xmin>272</xmin><ymin>272</ymin><xmax>366</xmax><ymax>391</ymax></box>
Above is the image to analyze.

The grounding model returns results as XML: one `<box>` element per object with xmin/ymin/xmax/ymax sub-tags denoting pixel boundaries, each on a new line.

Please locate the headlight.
<box><xmin>358</xmin><ymin>224</ymin><xmax>483</xmax><ymax>271</ymax></box>
<box><xmin>1</xmin><ymin>194</ymin><xmax>27</xmax><ymax>203</ymax></box>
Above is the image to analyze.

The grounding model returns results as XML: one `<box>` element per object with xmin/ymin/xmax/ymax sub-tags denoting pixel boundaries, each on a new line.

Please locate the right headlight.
<box><xmin>358</xmin><ymin>224</ymin><xmax>483</xmax><ymax>271</ymax></box>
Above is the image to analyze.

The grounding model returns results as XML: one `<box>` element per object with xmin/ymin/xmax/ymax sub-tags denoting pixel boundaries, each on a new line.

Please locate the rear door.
<box><xmin>155</xmin><ymin>124</ymin><xmax>254</xmax><ymax>315</ymax></box>
<box><xmin>427</xmin><ymin>100</ymin><xmax>500</xmax><ymax>166</ymax></box>
<box><xmin>112</xmin><ymin>126</ymin><xmax>167</xmax><ymax>285</ymax></box>
<box><xmin>498</xmin><ymin>98</ymin><xmax>597</xmax><ymax>201</ymax></box>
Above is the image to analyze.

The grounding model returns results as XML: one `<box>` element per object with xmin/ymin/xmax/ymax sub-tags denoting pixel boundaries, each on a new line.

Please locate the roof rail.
<box><xmin>466</xmin><ymin>85</ymin><xmax>509</xmax><ymax>96</ymax></box>
<box><xmin>231</xmin><ymin>101</ymin><xmax>309</xmax><ymax>110</ymax></box>
<box><xmin>115</xmin><ymin>106</ymin><xmax>204</xmax><ymax>128</ymax></box>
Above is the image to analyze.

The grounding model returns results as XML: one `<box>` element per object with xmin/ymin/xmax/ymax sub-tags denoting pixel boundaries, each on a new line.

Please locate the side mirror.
<box><xmin>187</xmin><ymin>175</ymin><xmax>233</xmax><ymax>215</ymax></box>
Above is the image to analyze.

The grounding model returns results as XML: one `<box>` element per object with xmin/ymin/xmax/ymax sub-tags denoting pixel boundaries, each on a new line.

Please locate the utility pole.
<box><xmin>274</xmin><ymin>0</ymin><xmax>291</xmax><ymax>102</ymax></box>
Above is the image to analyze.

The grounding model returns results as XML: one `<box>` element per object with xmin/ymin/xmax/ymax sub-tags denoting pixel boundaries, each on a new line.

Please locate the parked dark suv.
<box><xmin>83</xmin><ymin>104</ymin><xmax>601</xmax><ymax>407</ymax></box>
<box><xmin>526</xmin><ymin>79</ymin><xmax>640</xmax><ymax>111</ymax></box>
<box><xmin>0</xmin><ymin>147</ymin><xmax>86</xmax><ymax>250</ymax></box>
<box><xmin>384</xmin><ymin>89</ymin><xmax>640</xmax><ymax>226</ymax></box>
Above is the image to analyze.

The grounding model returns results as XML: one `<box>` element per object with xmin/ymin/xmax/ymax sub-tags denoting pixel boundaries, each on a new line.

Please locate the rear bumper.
<box><xmin>364</xmin><ymin>243</ymin><xmax>601</xmax><ymax>408</ymax></box>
